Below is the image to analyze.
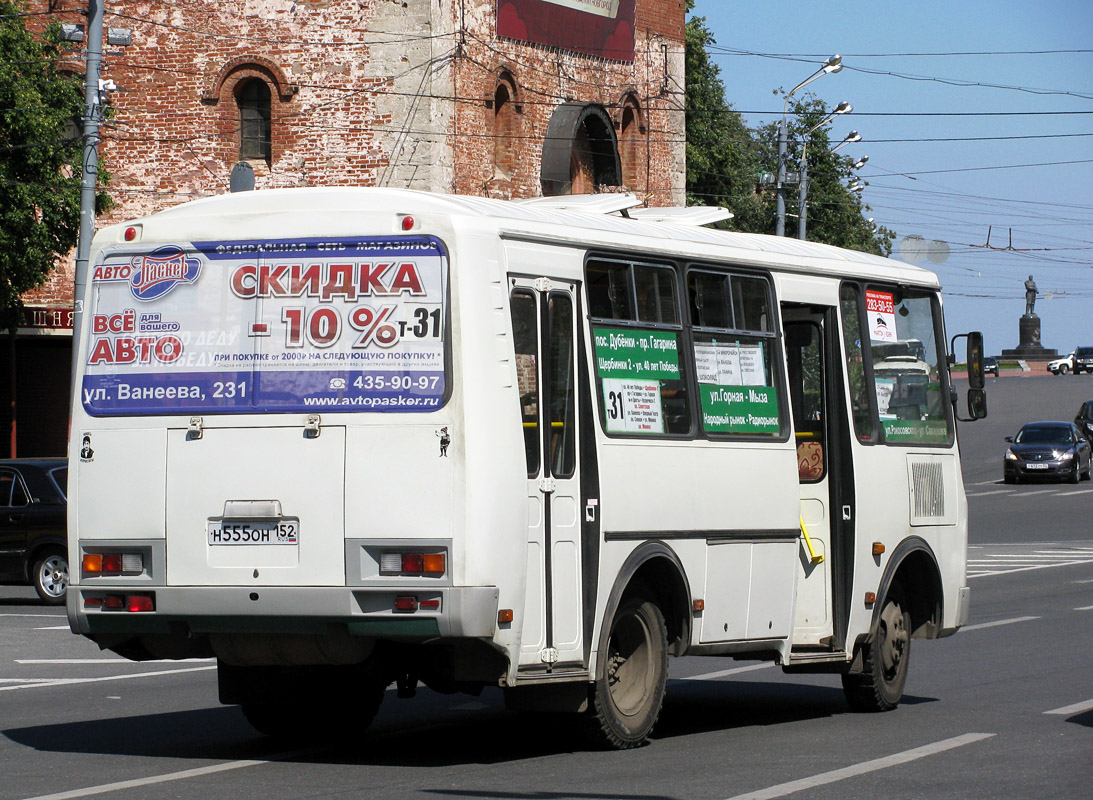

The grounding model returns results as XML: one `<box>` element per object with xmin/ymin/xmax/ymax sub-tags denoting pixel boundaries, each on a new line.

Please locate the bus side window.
<box><xmin>588</xmin><ymin>258</ymin><xmax>691</xmax><ymax>437</ymax></box>
<box><xmin>511</xmin><ymin>291</ymin><xmax>541</xmax><ymax>476</ymax></box>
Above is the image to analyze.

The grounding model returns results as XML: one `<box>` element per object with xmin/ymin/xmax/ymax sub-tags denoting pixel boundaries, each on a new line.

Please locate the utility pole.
<box><xmin>70</xmin><ymin>0</ymin><xmax>105</xmax><ymax>398</ymax></box>
<box><xmin>775</xmin><ymin>122</ymin><xmax>788</xmax><ymax>237</ymax></box>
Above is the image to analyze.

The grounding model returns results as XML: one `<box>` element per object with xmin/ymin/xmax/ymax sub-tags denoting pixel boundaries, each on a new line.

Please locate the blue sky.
<box><xmin>690</xmin><ymin>0</ymin><xmax>1093</xmax><ymax>358</ymax></box>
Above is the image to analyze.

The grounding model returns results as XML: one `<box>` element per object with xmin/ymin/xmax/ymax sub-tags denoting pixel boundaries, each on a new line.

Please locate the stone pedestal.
<box><xmin>1000</xmin><ymin>314</ymin><xmax>1058</xmax><ymax>358</ymax></box>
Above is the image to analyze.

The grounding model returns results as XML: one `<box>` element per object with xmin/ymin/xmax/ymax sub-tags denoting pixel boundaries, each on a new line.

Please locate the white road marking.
<box><xmin>18</xmin><ymin>748</ymin><xmax>321</xmax><ymax>800</ymax></box>
<box><xmin>0</xmin><ymin>678</ymin><xmax>58</xmax><ymax>684</ymax></box>
<box><xmin>0</xmin><ymin>614</ymin><xmax>66</xmax><ymax>618</ymax></box>
<box><xmin>966</xmin><ymin>489</ymin><xmax>1010</xmax><ymax>497</ymax></box>
<box><xmin>681</xmin><ymin>663</ymin><xmax>774</xmax><ymax>681</ymax></box>
<box><xmin>0</xmin><ymin>665</ymin><xmax>216</xmax><ymax>692</ymax></box>
<box><xmin>961</xmin><ymin>616</ymin><xmax>1039</xmax><ymax>631</ymax></box>
<box><xmin>15</xmin><ymin>658</ymin><xmax>214</xmax><ymax>664</ymax></box>
<box><xmin>33</xmin><ymin>625</ymin><xmax>72</xmax><ymax>631</ymax></box>
<box><xmin>721</xmin><ymin>733</ymin><xmax>995</xmax><ymax>800</ymax></box>
<box><xmin>969</xmin><ymin>561</ymin><xmax>1093</xmax><ymax>578</ymax></box>
<box><xmin>1075</xmin><ymin>605</ymin><xmax>1093</xmax><ymax>611</ymax></box>
<box><xmin>1044</xmin><ymin>699</ymin><xmax>1093</xmax><ymax>715</ymax></box>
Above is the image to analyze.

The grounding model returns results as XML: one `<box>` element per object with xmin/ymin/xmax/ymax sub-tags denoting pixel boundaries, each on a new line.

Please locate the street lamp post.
<box><xmin>776</xmin><ymin>55</ymin><xmax>842</xmax><ymax>237</ymax></box>
<box><xmin>797</xmin><ymin>102</ymin><xmax>852</xmax><ymax>240</ymax></box>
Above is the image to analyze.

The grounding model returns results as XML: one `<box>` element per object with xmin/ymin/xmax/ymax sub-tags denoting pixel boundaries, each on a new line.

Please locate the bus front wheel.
<box><xmin>842</xmin><ymin>585</ymin><xmax>911</xmax><ymax>712</ymax></box>
<box><xmin>588</xmin><ymin>593</ymin><xmax>668</xmax><ymax>749</ymax></box>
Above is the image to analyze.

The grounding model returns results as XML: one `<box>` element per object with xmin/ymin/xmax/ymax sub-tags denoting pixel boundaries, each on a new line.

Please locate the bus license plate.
<box><xmin>208</xmin><ymin>520</ymin><xmax>299</xmax><ymax>545</ymax></box>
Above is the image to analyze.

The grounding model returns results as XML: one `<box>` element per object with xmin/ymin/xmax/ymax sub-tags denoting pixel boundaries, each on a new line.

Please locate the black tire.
<box><xmin>1069</xmin><ymin>466</ymin><xmax>1081</xmax><ymax>484</ymax></box>
<box><xmin>842</xmin><ymin>585</ymin><xmax>911</xmax><ymax>712</ymax></box>
<box><xmin>588</xmin><ymin>594</ymin><xmax>668</xmax><ymax>749</ymax></box>
<box><xmin>241</xmin><ymin>678</ymin><xmax>386</xmax><ymax>739</ymax></box>
<box><xmin>32</xmin><ymin>548</ymin><xmax>69</xmax><ymax>605</ymax></box>
<box><xmin>1059</xmin><ymin>365</ymin><xmax>1070</xmax><ymax>375</ymax></box>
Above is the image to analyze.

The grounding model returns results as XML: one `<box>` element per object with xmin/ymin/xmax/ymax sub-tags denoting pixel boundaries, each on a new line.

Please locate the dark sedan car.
<box><xmin>1076</xmin><ymin>399</ymin><xmax>1093</xmax><ymax>443</ymax></box>
<box><xmin>0</xmin><ymin>459</ymin><xmax>68</xmax><ymax>604</ymax></box>
<box><xmin>1003</xmin><ymin>422</ymin><xmax>1092</xmax><ymax>484</ymax></box>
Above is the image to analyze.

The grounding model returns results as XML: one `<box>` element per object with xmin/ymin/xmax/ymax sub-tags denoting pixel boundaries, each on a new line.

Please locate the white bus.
<box><xmin>67</xmin><ymin>188</ymin><xmax>986</xmax><ymax>748</ymax></box>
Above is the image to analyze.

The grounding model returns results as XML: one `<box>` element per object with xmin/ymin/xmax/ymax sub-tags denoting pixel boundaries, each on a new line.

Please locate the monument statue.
<box><xmin>1024</xmin><ymin>275</ymin><xmax>1038</xmax><ymax>317</ymax></box>
<box><xmin>1002</xmin><ymin>273</ymin><xmax>1056</xmax><ymax>358</ymax></box>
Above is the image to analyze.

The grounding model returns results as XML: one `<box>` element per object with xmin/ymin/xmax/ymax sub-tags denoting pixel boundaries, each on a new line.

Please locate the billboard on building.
<box><xmin>497</xmin><ymin>0</ymin><xmax>635</xmax><ymax>62</ymax></box>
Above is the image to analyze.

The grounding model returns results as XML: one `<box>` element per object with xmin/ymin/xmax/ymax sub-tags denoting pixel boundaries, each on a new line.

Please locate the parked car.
<box><xmin>983</xmin><ymin>356</ymin><xmax>999</xmax><ymax>377</ymax></box>
<box><xmin>1076</xmin><ymin>399</ymin><xmax>1093</xmax><ymax>443</ymax></box>
<box><xmin>1047</xmin><ymin>352</ymin><xmax>1075</xmax><ymax>375</ymax></box>
<box><xmin>0</xmin><ymin>459</ymin><xmax>68</xmax><ymax>604</ymax></box>
<box><xmin>1074</xmin><ymin>346</ymin><xmax>1093</xmax><ymax>374</ymax></box>
<box><xmin>1003</xmin><ymin>422</ymin><xmax>1092</xmax><ymax>484</ymax></box>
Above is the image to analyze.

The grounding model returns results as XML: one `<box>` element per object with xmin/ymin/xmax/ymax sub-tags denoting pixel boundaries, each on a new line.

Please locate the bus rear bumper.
<box><xmin>69</xmin><ymin>585</ymin><xmax>500</xmax><ymax>641</ymax></box>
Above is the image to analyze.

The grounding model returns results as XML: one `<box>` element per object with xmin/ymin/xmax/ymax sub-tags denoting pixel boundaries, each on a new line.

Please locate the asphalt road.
<box><xmin>1</xmin><ymin>371</ymin><xmax>1089</xmax><ymax>799</ymax></box>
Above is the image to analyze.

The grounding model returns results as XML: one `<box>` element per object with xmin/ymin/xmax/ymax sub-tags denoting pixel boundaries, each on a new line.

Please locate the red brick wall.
<box><xmin>21</xmin><ymin>0</ymin><xmax>685</xmax><ymax>308</ymax></box>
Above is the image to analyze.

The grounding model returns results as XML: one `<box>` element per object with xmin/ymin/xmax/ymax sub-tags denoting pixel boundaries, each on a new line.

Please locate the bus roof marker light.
<box><xmin>400</xmin><ymin>215</ymin><xmax>415</xmax><ymax>231</ymax></box>
<box><xmin>124</xmin><ymin>225</ymin><xmax>140</xmax><ymax>242</ymax></box>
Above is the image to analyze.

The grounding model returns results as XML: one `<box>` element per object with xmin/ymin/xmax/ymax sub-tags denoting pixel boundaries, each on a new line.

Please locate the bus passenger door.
<box><xmin>510</xmin><ymin>280</ymin><xmax>584</xmax><ymax>670</ymax></box>
<box><xmin>784</xmin><ymin>306</ymin><xmax>852</xmax><ymax>653</ymax></box>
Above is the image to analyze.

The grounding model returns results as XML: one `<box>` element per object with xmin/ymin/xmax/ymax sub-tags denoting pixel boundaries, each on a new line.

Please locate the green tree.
<box><xmin>1</xmin><ymin>1</ymin><xmax>110</xmax><ymax>456</ymax></box>
<box><xmin>683</xmin><ymin>3</ymin><xmax>766</xmax><ymax>232</ymax></box>
<box><xmin>756</xmin><ymin>97</ymin><xmax>895</xmax><ymax>255</ymax></box>
<box><xmin>0</xmin><ymin>0</ymin><xmax>99</xmax><ymax>331</ymax></box>
<box><xmin>684</xmin><ymin>3</ymin><xmax>893</xmax><ymax>253</ymax></box>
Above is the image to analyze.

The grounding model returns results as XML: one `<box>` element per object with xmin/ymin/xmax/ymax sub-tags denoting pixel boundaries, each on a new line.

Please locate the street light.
<box><xmin>851</xmin><ymin>155</ymin><xmax>869</xmax><ymax>170</ymax></box>
<box><xmin>830</xmin><ymin>130</ymin><xmax>862</xmax><ymax>154</ymax></box>
<box><xmin>797</xmin><ymin>102</ymin><xmax>852</xmax><ymax>240</ymax></box>
<box><xmin>776</xmin><ymin>55</ymin><xmax>842</xmax><ymax>236</ymax></box>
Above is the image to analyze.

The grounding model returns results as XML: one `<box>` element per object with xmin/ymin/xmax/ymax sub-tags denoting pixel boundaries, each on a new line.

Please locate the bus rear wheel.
<box><xmin>842</xmin><ymin>586</ymin><xmax>911</xmax><ymax>712</ymax></box>
<box><xmin>588</xmin><ymin>593</ymin><xmax>667</xmax><ymax>749</ymax></box>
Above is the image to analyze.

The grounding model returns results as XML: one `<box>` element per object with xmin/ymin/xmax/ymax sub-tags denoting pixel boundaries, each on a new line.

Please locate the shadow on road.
<box><xmin>3</xmin><ymin>680</ymin><xmax>938</xmax><ymax>767</ymax></box>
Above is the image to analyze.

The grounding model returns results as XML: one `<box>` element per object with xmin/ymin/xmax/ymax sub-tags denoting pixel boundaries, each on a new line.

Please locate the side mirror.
<box><xmin>967</xmin><ymin>389</ymin><xmax>987</xmax><ymax>420</ymax></box>
<box><xmin>950</xmin><ymin>331</ymin><xmax>988</xmax><ymax>422</ymax></box>
<box><xmin>966</xmin><ymin>332</ymin><xmax>985</xmax><ymax>390</ymax></box>
<box><xmin>1004</xmin><ymin>436</ymin><xmax>1014</xmax><ymax>443</ymax></box>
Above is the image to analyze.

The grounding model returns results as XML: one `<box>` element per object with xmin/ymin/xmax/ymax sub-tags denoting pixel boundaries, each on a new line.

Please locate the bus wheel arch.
<box><xmin>877</xmin><ymin>538</ymin><xmax>944</xmax><ymax>641</ymax></box>
<box><xmin>601</xmin><ymin>543</ymin><xmax>692</xmax><ymax>659</ymax></box>
<box><xmin>842</xmin><ymin>538</ymin><xmax>942</xmax><ymax>712</ymax></box>
<box><xmin>587</xmin><ymin>543</ymin><xmax>690</xmax><ymax>748</ymax></box>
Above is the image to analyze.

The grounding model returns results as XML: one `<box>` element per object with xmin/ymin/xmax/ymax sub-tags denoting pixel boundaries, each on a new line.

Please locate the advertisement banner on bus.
<box><xmin>81</xmin><ymin>236</ymin><xmax>448</xmax><ymax>415</ymax></box>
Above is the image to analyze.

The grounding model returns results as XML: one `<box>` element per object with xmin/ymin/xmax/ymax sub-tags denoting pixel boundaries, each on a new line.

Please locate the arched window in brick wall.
<box><xmin>204</xmin><ymin>57</ymin><xmax>296</xmax><ymax>169</ymax></box>
<box><xmin>492</xmin><ymin>73</ymin><xmax>520</xmax><ymax>179</ymax></box>
<box><xmin>237</xmin><ymin>78</ymin><xmax>272</xmax><ymax>164</ymax></box>
<box><xmin>618</xmin><ymin>94</ymin><xmax>646</xmax><ymax>192</ymax></box>
<box><xmin>541</xmin><ymin>103</ymin><xmax>621</xmax><ymax>197</ymax></box>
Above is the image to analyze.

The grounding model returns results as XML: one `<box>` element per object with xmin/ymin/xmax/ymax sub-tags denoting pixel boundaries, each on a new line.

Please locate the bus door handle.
<box><xmin>842</xmin><ymin>505</ymin><xmax>852</xmax><ymax>521</ymax></box>
<box><xmin>538</xmin><ymin>478</ymin><xmax>556</xmax><ymax>494</ymax></box>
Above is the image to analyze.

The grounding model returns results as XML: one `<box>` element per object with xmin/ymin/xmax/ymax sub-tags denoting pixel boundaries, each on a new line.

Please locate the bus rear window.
<box><xmin>81</xmin><ymin>236</ymin><xmax>448</xmax><ymax>415</ymax></box>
